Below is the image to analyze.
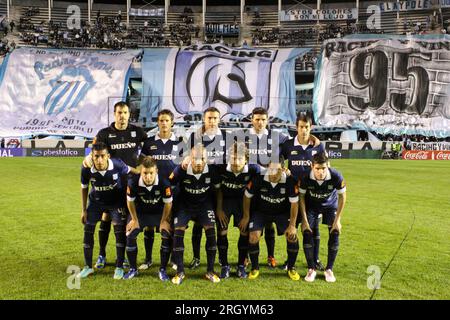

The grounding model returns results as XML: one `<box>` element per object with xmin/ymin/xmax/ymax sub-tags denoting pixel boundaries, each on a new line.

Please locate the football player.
<box><xmin>299</xmin><ymin>152</ymin><xmax>347</xmax><ymax>282</ymax></box>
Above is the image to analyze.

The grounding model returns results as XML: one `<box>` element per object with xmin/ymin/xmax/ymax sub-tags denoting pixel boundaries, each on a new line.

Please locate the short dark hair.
<box><xmin>312</xmin><ymin>152</ymin><xmax>329</xmax><ymax>165</ymax></box>
<box><xmin>252</xmin><ymin>107</ymin><xmax>268</xmax><ymax>117</ymax></box>
<box><xmin>114</xmin><ymin>101</ymin><xmax>129</xmax><ymax>112</ymax></box>
<box><xmin>141</xmin><ymin>156</ymin><xmax>158</xmax><ymax>169</ymax></box>
<box><xmin>203</xmin><ymin>107</ymin><xmax>220</xmax><ymax>115</ymax></box>
<box><xmin>296</xmin><ymin>112</ymin><xmax>312</xmax><ymax>127</ymax></box>
<box><xmin>157</xmin><ymin>109</ymin><xmax>174</xmax><ymax>122</ymax></box>
<box><xmin>92</xmin><ymin>142</ymin><xmax>108</xmax><ymax>152</ymax></box>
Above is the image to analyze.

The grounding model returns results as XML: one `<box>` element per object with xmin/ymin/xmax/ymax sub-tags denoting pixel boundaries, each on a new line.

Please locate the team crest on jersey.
<box><xmin>244</xmin><ymin>176</ymin><xmax>250</xmax><ymax>181</ymax></box>
<box><xmin>291</xmin><ymin>151</ymin><xmax>298</xmax><ymax>155</ymax></box>
<box><xmin>155</xmin><ymin>190</ymin><xmax>160</xmax><ymax>196</ymax></box>
<box><xmin>131</xmin><ymin>131</ymin><xmax>136</xmax><ymax>138</ymax></box>
<box><xmin>205</xmin><ymin>178</ymin><xmax>211</xmax><ymax>184</ymax></box>
<box><xmin>328</xmin><ymin>185</ymin><xmax>333</xmax><ymax>190</ymax></box>
<box><xmin>113</xmin><ymin>174</ymin><xmax>118</xmax><ymax>180</ymax></box>
<box><xmin>280</xmin><ymin>188</ymin><xmax>285</xmax><ymax>194</ymax></box>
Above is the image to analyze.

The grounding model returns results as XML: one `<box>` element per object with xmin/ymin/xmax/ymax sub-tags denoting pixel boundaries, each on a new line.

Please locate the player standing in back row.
<box><xmin>281</xmin><ymin>112</ymin><xmax>325</xmax><ymax>271</ymax></box>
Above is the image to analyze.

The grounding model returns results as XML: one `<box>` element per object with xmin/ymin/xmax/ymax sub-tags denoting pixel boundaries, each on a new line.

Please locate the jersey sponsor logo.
<box><xmin>309</xmin><ymin>191</ymin><xmax>333</xmax><ymax>199</ymax></box>
<box><xmin>249</xmin><ymin>149</ymin><xmax>270</xmax><ymax>155</ymax></box>
<box><xmin>139</xmin><ymin>196</ymin><xmax>161</xmax><ymax>205</ymax></box>
<box><xmin>93</xmin><ymin>183</ymin><xmax>118</xmax><ymax>192</ymax></box>
<box><xmin>222</xmin><ymin>182</ymin><xmax>246</xmax><ymax>189</ymax></box>
<box><xmin>152</xmin><ymin>154</ymin><xmax>176</xmax><ymax>160</ymax></box>
<box><xmin>110</xmin><ymin>142</ymin><xmax>137</xmax><ymax>150</ymax></box>
<box><xmin>261</xmin><ymin>194</ymin><xmax>285</xmax><ymax>204</ymax></box>
<box><xmin>185</xmin><ymin>186</ymin><xmax>210</xmax><ymax>194</ymax></box>
<box><xmin>291</xmin><ymin>160</ymin><xmax>311</xmax><ymax>166</ymax></box>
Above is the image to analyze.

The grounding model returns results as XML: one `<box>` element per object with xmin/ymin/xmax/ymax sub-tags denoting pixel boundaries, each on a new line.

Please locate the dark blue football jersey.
<box><xmin>188</xmin><ymin>128</ymin><xmax>226</xmax><ymax>165</ymax></box>
<box><xmin>169</xmin><ymin>164</ymin><xmax>221</xmax><ymax>211</ymax></box>
<box><xmin>126</xmin><ymin>173</ymin><xmax>173</xmax><ymax>215</ymax></box>
<box><xmin>95</xmin><ymin>123</ymin><xmax>147</xmax><ymax>167</ymax></box>
<box><xmin>245</xmin><ymin>171</ymin><xmax>299</xmax><ymax>215</ymax></box>
<box><xmin>81</xmin><ymin>158</ymin><xmax>130</xmax><ymax>207</ymax></box>
<box><xmin>281</xmin><ymin>137</ymin><xmax>326</xmax><ymax>181</ymax></box>
<box><xmin>299</xmin><ymin>168</ymin><xmax>346</xmax><ymax>212</ymax></box>
<box><xmin>141</xmin><ymin>132</ymin><xmax>184</xmax><ymax>180</ymax></box>
<box><xmin>245</xmin><ymin>128</ymin><xmax>289</xmax><ymax>167</ymax></box>
<box><xmin>219</xmin><ymin>164</ymin><xmax>260</xmax><ymax>199</ymax></box>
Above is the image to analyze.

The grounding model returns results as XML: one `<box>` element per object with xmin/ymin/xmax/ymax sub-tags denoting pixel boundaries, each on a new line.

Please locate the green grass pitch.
<box><xmin>0</xmin><ymin>157</ymin><xmax>449</xmax><ymax>300</ymax></box>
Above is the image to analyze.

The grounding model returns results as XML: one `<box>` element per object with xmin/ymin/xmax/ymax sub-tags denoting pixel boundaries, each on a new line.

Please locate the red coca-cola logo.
<box><xmin>434</xmin><ymin>151</ymin><xmax>450</xmax><ymax>160</ymax></box>
<box><xmin>403</xmin><ymin>151</ymin><xmax>431</xmax><ymax>160</ymax></box>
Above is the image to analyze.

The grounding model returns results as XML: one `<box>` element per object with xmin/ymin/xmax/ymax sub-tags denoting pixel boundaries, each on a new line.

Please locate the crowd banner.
<box><xmin>0</xmin><ymin>48</ymin><xmax>141</xmax><ymax>138</ymax></box>
<box><xmin>314</xmin><ymin>34</ymin><xmax>450</xmax><ymax>138</ymax></box>
<box><xmin>379</xmin><ymin>0</ymin><xmax>450</xmax><ymax>12</ymax></box>
<box><xmin>280</xmin><ymin>8</ymin><xmax>357</xmax><ymax>21</ymax></box>
<box><xmin>410</xmin><ymin>142</ymin><xmax>450</xmax><ymax>150</ymax></box>
<box><xmin>140</xmin><ymin>45</ymin><xmax>309</xmax><ymax>126</ymax></box>
<box><xmin>402</xmin><ymin>150</ymin><xmax>450</xmax><ymax>160</ymax></box>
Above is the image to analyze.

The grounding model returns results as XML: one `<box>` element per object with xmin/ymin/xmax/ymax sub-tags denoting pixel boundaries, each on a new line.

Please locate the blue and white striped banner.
<box><xmin>141</xmin><ymin>45</ymin><xmax>309</xmax><ymax>125</ymax></box>
<box><xmin>0</xmin><ymin>48</ymin><xmax>140</xmax><ymax>138</ymax></box>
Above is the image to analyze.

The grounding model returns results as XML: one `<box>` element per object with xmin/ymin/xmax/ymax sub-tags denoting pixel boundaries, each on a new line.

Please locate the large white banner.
<box><xmin>140</xmin><ymin>45</ymin><xmax>309</xmax><ymax>125</ymax></box>
<box><xmin>314</xmin><ymin>35</ymin><xmax>450</xmax><ymax>138</ymax></box>
<box><xmin>281</xmin><ymin>8</ymin><xmax>357</xmax><ymax>21</ymax></box>
<box><xmin>0</xmin><ymin>48</ymin><xmax>140</xmax><ymax>138</ymax></box>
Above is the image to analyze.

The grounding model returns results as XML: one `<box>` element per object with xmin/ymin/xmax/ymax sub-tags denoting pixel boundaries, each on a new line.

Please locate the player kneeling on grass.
<box><xmin>216</xmin><ymin>142</ymin><xmax>260</xmax><ymax>279</ymax></box>
<box><xmin>78</xmin><ymin>142</ymin><xmax>131</xmax><ymax>280</ymax></box>
<box><xmin>242</xmin><ymin>158</ymin><xmax>301</xmax><ymax>281</ymax></box>
<box><xmin>124</xmin><ymin>157</ymin><xmax>173</xmax><ymax>281</ymax></box>
<box><xmin>169</xmin><ymin>144</ymin><xmax>221</xmax><ymax>285</ymax></box>
<box><xmin>299</xmin><ymin>152</ymin><xmax>346</xmax><ymax>283</ymax></box>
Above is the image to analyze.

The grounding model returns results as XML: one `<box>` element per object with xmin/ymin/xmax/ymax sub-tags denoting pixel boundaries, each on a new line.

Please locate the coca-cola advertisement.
<box><xmin>434</xmin><ymin>151</ymin><xmax>450</xmax><ymax>160</ymax></box>
<box><xmin>402</xmin><ymin>150</ymin><xmax>450</xmax><ymax>160</ymax></box>
<box><xmin>402</xmin><ymin>150</ymin><xmax>433</xmax><ymax>160</ymax></box>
